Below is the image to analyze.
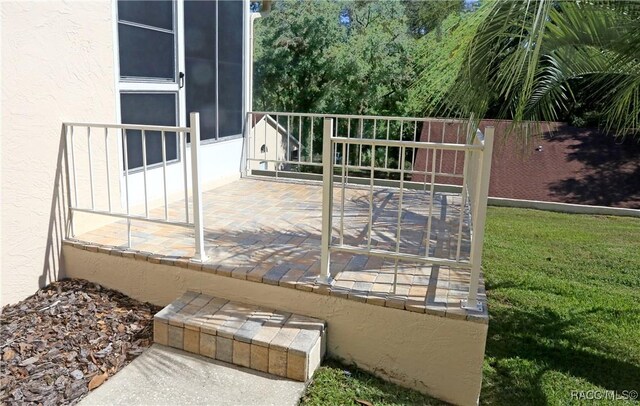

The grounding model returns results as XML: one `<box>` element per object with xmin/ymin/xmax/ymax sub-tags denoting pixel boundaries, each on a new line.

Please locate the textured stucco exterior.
<box><xmin>63</xmin><ymin>245</ymin><xmax>488</xmax><ymax>406</ymax></box>
<box><xmin>1</xmin><ymin>1</ymin><xmax>117</xmax><ymax>306</ymax></box>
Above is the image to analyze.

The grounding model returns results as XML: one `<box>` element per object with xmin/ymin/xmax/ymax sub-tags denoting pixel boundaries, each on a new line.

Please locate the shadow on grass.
<box><xmin>482</xmin><ymin>302</ymin><xmax>640</xmax><ymax>405</ymax></box>
<box><xmin>301</xmin><ymin>359</ymin><xmax>445</xmax><ymax>406</ymax></box>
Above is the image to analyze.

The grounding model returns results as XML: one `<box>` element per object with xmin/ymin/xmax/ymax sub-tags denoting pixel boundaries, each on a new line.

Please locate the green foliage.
<box><xmin>406</xmin><ymin>8</ymin><xmax>486</xmax><ymax>116</ymax></box>
<box><xmin>438</xmin><ymin>0</ymin><xmax>640</xmax><ymax>137</ymax></box>
<box><xmin>330</xmin><ymin>1</ymin><xmax>417</xmax><ymax>115</ymax></box>
<box><xmin>253</xmin><ymin>0</ymin><xmax>344</xmax><ymax>113</ymax></box>
<box><xmin>402</xmin><ymin>0</ymin><xmax>464</xmax><ymax>38</ymax></box>
<box><xmin>254</xmin><ymin>0</ymin><xmax>422</xmax><ymax>116</ymax></box>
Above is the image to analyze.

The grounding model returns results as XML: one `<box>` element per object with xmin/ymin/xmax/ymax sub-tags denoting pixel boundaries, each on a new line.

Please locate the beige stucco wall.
<box><xmin>63</xmin><ymin>246</ymin><xmax>488</xmax><ymax>406</ymax></box>
<box><xmin>1</xmin><ymin>1</ymin><xmax>117</xmax><ymax>306</ymax></box>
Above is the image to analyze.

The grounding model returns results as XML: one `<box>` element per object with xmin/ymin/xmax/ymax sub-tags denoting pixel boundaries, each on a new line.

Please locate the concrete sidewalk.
<box><xmin>80</xmin><ymin>344</ymin><xmax>306</xmax><ymax>406</ymax></box>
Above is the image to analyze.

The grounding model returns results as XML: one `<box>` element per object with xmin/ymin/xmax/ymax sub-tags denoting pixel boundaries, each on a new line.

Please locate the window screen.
<box><xmin>185</xmin><ymin>0</ymin><xmax>217</xmax><ymax>140</ymax></box>
<box><xmin>184</xmin><ymin>0</ymin><xmax>243</xmax><ymax>140</ymax></box>
<box><xmin>118</xmin><ymin>0</ymin><xmax>176</xmax><ymax>81</ymax></box>
<box><xmin>217</xmin><ymin>0</ymin><xmax>243</xmax><ymax>138</ymax></box>
<box><xmin>120</xmin><ymin>93</ymin><xmax>178</xmax><ymax>170</ymax></box>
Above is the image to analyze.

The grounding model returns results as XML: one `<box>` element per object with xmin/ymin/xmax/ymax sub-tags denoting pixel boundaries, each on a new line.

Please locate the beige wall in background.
<box><xmin>249</xmin><ymin>116</ymin><xmax>297</xmax><ymax>171</ymax></box>
<box><xmin>1</xmin><ymin>1</ymin><xmax>117</xmax><ymax>306</ymax></box>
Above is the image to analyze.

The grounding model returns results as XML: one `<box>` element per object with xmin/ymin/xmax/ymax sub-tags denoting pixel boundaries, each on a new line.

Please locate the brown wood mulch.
<box><xmin>0</xmin><ymin>279</ymin><xmax>160</xmax><ymax>405</ymax></box>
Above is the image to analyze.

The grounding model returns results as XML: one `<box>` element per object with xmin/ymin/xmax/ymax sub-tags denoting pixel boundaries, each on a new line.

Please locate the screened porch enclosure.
<box><xmin>117</xmin><ymin>0</ymin><xmax>244</xmax><ymax>172</ymax></box>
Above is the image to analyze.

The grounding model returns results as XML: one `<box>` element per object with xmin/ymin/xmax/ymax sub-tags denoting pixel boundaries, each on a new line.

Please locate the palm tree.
<box><xmin>441</xmin><ymin>0</ymin><xmax>640</xmax><ymax>138</ymax></box>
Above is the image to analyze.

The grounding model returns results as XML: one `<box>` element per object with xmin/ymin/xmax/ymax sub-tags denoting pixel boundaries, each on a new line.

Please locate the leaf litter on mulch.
<box><xmin>0</xmin><ymin>278</ymin><xmax>160</xmax><ymax>405</ymax></box>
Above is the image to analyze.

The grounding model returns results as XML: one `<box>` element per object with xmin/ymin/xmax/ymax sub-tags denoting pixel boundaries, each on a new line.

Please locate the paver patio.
<box><xmin>71</xmin><ymin>177</ymin><xmax>487</xmax><ymax>322</ymax></box>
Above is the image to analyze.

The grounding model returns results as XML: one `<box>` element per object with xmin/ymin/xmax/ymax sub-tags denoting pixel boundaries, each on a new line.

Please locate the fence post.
<box><xmin>463</xmin><ymin>126</ymin><xmax>494</xmax><ymax>311</ymax></box>
<box><xmin>190</xmin><ymin>112</ymin><xmax>208</xmax><ymax>262</ymax></box>
<box><xmin>318</xmin><ymin>118</ymin><xmax>335</xmax><ymax>285</ymax></box>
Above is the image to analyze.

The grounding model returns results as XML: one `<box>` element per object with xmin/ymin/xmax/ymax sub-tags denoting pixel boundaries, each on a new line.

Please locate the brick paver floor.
<box><xmin>73</xmin><ymin>177</ymin><xmax>487</xmax><ymax>323</ymax></box>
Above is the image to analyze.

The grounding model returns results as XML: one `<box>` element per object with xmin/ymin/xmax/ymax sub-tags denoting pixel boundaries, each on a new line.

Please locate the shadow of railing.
<box><xmin>40</xmin><ymin>126</ymin><xmax>72</xmax><ymax>288</ymax></box>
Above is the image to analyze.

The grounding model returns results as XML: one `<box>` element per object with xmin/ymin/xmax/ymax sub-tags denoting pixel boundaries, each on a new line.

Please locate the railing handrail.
<box><xmin>64</xmin><ymin>122</ymin><xmax>192</xmax><ymax>132</ymax></box>
<box><xmin>64</xmin><ymin>112</ymin><xmax>207</xmax><ymax>262</ymax></box>
<box><xmin>331</xmin><ymin>136</ymin><xmax>483</xmax><ymax>151</ymax></box>
<box><xmin>317</xmin><ymin>116</ymin><xmax>495</xmax><ymax>313</ymax></box>
<box><xmin>249</xmin><ymin>110</ymin><xmax>469</xmax><ymax>124</ymax></box>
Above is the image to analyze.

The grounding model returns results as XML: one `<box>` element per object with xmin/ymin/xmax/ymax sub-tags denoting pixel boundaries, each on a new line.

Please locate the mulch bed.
<box><xmin>0</xmin><ymin>279</ymin><xmax>160</xmax><ymax>405</ymax></box>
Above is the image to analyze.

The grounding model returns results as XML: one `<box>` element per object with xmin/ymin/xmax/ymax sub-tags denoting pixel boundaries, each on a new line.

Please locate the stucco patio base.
<box><xmin>63</xmin><ymin>245</ymin><xmax>487</xmax><ymax>406</ymax></box>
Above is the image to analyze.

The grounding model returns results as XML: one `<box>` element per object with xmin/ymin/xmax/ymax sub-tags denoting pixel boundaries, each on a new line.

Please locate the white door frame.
<box><xmin>112</xmin><ymin>0</ymin><xmax>187</xmax><ymax>209</ymax></box>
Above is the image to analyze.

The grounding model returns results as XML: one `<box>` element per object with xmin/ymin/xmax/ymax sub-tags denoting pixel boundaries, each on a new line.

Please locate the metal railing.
<box><xmin>245</xmin><ymin>112</ymin><xmax>494</xmax><ymax>311</ymax></box>
<box><xmin>320</xmin><ymin>117</ymin><xmax>493</xmax><ymax>311</ymax></box>
<box><xmin>63</xmin><ymin>112</ymin><xmax>207</xmax><ymax>261</ymax></box>
<box><xmin>245</xmin><ymin>111</ymin><xmax>473</xmax><ymax>182</ymax></box>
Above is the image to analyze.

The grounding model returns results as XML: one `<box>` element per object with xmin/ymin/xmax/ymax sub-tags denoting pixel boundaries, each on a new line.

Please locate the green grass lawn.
<box><xmin>481</xmin><ymin>207</ymin><xmax>640</xmax><ymax>405</ymax></box>
<box><xmin>302</xmin><ymin>207</ymin><xmax>640</xmax><ymax>405</ymax></box>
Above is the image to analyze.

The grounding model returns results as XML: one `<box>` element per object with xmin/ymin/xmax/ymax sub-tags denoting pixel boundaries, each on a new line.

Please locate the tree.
<box><xmin>402</xmin><ymin>0</ymin><xmax>465</xmax><ymax>38</ymax></box>
<box><xmin>435</xmin><ymin>0</ymin><xmax>640</xmax><ymax>137</ymax></box>
<box><xmin>253</xmin><ymin>0</ymin><xmax>420</xmax><ymax>116</ymax></box>
<box><xmin>253</xmin><ymin>0</ymin><xmax>344</xmax><ymax>113</ymax></box>
<box><xmin>407</xmin><ymin>7</ymin><xmax>486</xmax><ymax>116</ymax></box>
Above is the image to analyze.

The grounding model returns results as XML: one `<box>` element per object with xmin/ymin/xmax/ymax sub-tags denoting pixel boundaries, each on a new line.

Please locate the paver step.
<box><xmin>153</xmin><ymin>291</ymin><xmax>326</xmax><ymax>382</ymax></box>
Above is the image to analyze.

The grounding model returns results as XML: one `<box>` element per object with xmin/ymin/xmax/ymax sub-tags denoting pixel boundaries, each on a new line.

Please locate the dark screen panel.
<box><xmin>120</xmin><ymin>93</ymin><xmax>178</xmax><ymax>169</ymax></box>
<box><xmin>118</xmin><ymin>23</ymin><xmax>175</xmax><ymax>80</ymax></box>
<box><xmin>217</xmin><ymin>0</ymin><xmax>243</xmax><ymax>137</ymax></box>
<box><xmin>118</xmin><ymin>0</ymin><xmax>174</xmax><ymax>30</ymax></box>
<box><xmin>185</xmin><ymin>0</ymin><xmax>217</xmax><ymax>140</ymax></box>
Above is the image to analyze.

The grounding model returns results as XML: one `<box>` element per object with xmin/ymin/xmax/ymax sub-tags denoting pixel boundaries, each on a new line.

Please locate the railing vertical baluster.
<box><xmin>87</xmin><ymin>127</ymin><xmax>95</xmax><ymax>210</ymax></box>
<box><xmin>275</xmin><ymin>114</ymin><xmax>279</xmax><ymax>177</ymax></box>
<box><xmin>425</xmin><ymin>147</ymin><xmax>437</xmax><ymax>257</ymax></box>
<box><xmin>123</xmin><ymin>129</ymin><xmax>131</xmax><ymax>248</ymax></box>
<box><xmin>298</xmin><ymin>115</ymin><xmax>302</xmax><ymax>163</ymax></box>
<box><xmin>264</xmin><ymin>114</ymin><xmax>268</xmax><ymax>165</ymax></box>
<box><xmin>464</xmin><ymin>126</ymin><xmax>494</xmax><ymax>311</ymax></box>
<box><xmin>69</xmin><ymin>126</ymin><xmax>78</xmax><ymax>209</ymax></box>
<box><xmin>63</xmin><ymin>125</ymin><xmax>75</xmax><ymax>237</ymax></box>
<box><xmin>373</xmin><ymin>119</ymin><xmax>377</xmax><ymax>173</ymax></box>
<box><xmin>286</xmin><ymin>115</ymin><xmax>290</xmax><ymax>162</ymax></box>
<box><xmin>253</xmin><ymin>114</ymin><xmax>257</xmax><ymax>171</ymax></box>
<box><xmin>310</xmin><ymin>117</ymin><xmax>314</xmax><ymax>163</ymax></box>
<box><xmin>340</xmin><ymin>141</ymin><xmax>346</xmax><ymax>246</ymax></box>
<box><xmin>453</xmin><ymin>123</ymin><xmax>460</xmax><ymax>175</ymax></box>
<box><xmin>367</xmin><ymin>137</ymin><xmax>375</xmax><ymax>248</ymax></box>
<box><xmin>393</xmin><ymin>145</ymin><xmax>406</xmax><ymax>294</ymax></box>
<box><xmin>244</xmin><ymin>113</ymin><xmax>251</xmax><ymax>177</ymax></box>
<box><xmin>424</xmin><ymin>121</ymin><xmax>432</xmax><ymax>185</ymax></box>
<box><xmin>182</xmin><ymin>132</ymin><xmax>189</xmax><ymax>224</ymax></box>
<box><xmin>346</xmin><ymin>118</ymin><xmax>351</xmax><ymax>185</ymax></box>
<box><xmin>358</xmin><ymin>118</ymin><xmax>363</xmax><ymax>167</ymax></box>
<box><xmin>398</xmin><ymin>120</ymin><xmax>404</xmax><ymax>169</ymax></box>
<box><xmin>439</xmin><ymin>122</ymin><xmax>446</xmax><ymax>174</ymax></box>
<box><xmin>456</xmin><ymin>150</ymin><xmax>470</xmax><ymax>261</ymax></box>
<box><xmin>161</xmin><ymin>131</ymin><xmax>168</xmax><ymax>221</ymax></box>
<box><xmin>384</xmin><ymin>119</ymin><xmax>390</xmax><ymax>169</ymax></box>
<box><xmin>141</xmin><ymin>130</ymin><xmax>149</xmax><ymax>218</ymax></box>
<box><xmin>319</xmin><ymin>118</ymin><xmax>335</xmax><ymax>285</ymax></box>
<box><xmin>412</xmin><ymin>120</ymin><xmax>418</xmax><ymax>173</ymax></box>
<box><xmin>333</xmin><ymin>118</ymin><xmax>340</xmax><ymax>163</ymax></box>
<box><xmin>104</xmin><ymin>128</ymin><xmax>112</xmax><ymax>212</ymax></box>
<box><xmin>190</xmin><ymin>112</ymin><xmax>207</xmax><ymax>262</ymax></box>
